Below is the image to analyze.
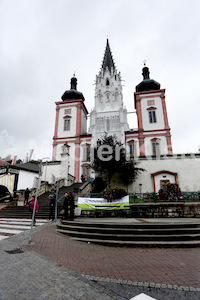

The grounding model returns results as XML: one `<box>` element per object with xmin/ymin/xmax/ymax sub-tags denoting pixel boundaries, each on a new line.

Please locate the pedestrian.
<box><xmin>49</xmin><ymin>194</ymin><xmax>56</xmax><ymax>221</ymax></box>
<box><xmin>69</xmin><ymin>192</ymin><xmax>75</xmax><ymax>220</ymax></box>
<box><xmin>30</xmin><ymin>196</ymin><xmax>39</xmax><ymax>225</ymax></box>
<box><xmin>63</xmin><ymin>192</ymin><xmax>70</xmax><ymax>220</ymax></box>
<box><xmin>24</xmin><ymin>188</ymin><xmax>30</xmax><ymax>206</ymax></box>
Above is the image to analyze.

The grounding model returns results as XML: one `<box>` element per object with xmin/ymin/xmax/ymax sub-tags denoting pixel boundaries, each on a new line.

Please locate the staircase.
<box><xmin>57</xmin><ymin>219</ymin><xmax>200</xmax><ymax>247</ymax></box>
<box><xmin>0</xmin><ymin>182</ymin><xmax>87</xmax><ymax>219</ymax></box>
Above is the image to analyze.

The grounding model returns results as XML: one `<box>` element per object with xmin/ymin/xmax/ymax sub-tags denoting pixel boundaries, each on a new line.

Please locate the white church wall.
<box><xmin>57</xmin><ymin>105</ymin><xmax>77</xmax><ymax>137</ymax></box>
<box><xmin>141</xmin><ymin>95</ymin><xmax>165</xmax><ymax>131</ymax></box>
<box><xmin>17</xmin><ymin>170</ymin><xmax>38</xmax><ymax>190</ymax></box>
<box><xmin>81</xmin><ymin>110</ymin><xmax>87</xmax><ymax>134</ymax></box>
<box><xmin>40</xmin><ymin>163</ymin><xmax>61</xmax><ymax>183</ymax></box>
<box><xmin>68</xmin><ymin>143</ymin><xmax>75</xmax><ymax>177</ymax></box>
<box><xmin>130</xmin><ymin>157</ymin><xmax>200</xmax><ymax>193</ymax></box>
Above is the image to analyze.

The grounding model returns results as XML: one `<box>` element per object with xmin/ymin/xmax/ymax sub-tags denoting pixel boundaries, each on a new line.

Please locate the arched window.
<box><xmin>82</xmin><ymin>144</ymin><xmax>90</xmax><ymax>162</ymax></box>
<box><xmin>63</xmin><ymin>116</ymin><xmax>71</xmax><ymax>131</ymax></box>
<box><xmin>147</xmin><ymin>107</ymin><xmax>157</xmax><ymax>123</ymax></box>
<box><xmin>151</xmin><ymin>138</ymin><xmax>160</xmax><ymax>156</ymax></box>
<box><xmin>128</xmin><ymin>140</ymin><xmax>136</xmax><ymax>157</ymax></box>
<box><xmin>106</xmin><ymin>79</ymin><xmax>110</xmax><ymax>86</ymax></box>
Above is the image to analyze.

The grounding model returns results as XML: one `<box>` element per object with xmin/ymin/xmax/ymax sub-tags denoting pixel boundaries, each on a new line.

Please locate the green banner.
<box><xmin>78</xmin><ymin>196</ymin><xmax>129</xmax><ymax>211</ymax></box>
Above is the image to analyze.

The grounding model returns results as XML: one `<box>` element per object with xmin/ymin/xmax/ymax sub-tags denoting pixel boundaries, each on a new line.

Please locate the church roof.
<box><xmin>61</xmin><ymin>76</ymin><xmax>85</xmax><ymax>102</ymax></box>
<box><xmin>136</xmin><ymin>65</ymin><xmax>160</xmax><ymax>92</ymax></box>
<box><xmin>101</xmin><ymin>39</ymin><xmax>116</xmax><ymax>74</ymax></box>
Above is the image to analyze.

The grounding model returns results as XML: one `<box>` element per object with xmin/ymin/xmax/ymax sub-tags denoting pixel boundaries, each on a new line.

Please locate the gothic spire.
<box><xmin>101</xmin><ymin>38</ymin><xmax>116</xmax><ymax>74</ymax></box>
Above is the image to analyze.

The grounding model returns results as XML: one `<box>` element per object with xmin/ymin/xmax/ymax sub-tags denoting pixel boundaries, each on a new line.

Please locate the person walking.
<box><xmin>69</xmin><ymin>192</ymin><xmax>75</xmax><ymax>220</ymax></box>
<box><xmin>30</xmin><ymin>196</ymin><xmax>39</xmax><ymax>225</ymax></box>
<box><xmin>24</xmin><ymin>188</ymin><xmax>30</xmax><ymax>205</ymax></box>
<box><xmin>63</xmin><ymin>192</ymin><xmax>70</xmax><ymax>220</ymax></box>
<box><xmin>49</xmin><ymin>194</ymin><xmax>56</xmax><ymax>221</ymax></box>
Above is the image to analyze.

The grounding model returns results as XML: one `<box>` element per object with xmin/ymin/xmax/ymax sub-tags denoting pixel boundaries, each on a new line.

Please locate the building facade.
<box><xmin>51</xmin><ymin>39</ymin><xmax>200</xmax><ymax>193</ymax></box>
<box><xmin>52</xmin><ymin>39</ymin><xmax>172</xmax><ymax>179</ymax></box>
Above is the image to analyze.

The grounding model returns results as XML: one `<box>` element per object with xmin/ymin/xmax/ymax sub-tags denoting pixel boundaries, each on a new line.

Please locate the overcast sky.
<box><xmin>0</xmin><ymin>0</ymin><xmax>200</xmax><ymax>161</ymax></box>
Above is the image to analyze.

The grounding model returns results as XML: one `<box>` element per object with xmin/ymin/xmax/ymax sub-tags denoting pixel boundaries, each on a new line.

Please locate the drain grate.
<box><xmin>5</xmin><ymin>248</ymin><xmax>24</xmax><ymax>254</ymax></box>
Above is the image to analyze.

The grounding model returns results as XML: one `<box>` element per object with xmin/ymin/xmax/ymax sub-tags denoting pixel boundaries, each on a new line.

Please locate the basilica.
<box><xmin>52</xmin><ymin>39</ymin><xmax>199</xmax><ymax>193</ymax></box>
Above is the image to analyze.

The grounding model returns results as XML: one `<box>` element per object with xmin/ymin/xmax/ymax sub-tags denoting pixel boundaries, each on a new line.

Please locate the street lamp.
<box><xmin>42</xmin><ymin>157</ymin><xmax>50</xmax><ymax>182</ymax></box>
<box><xmin>139</xmin><ymin>183</ymin><xmax>142</xmax><ymax>194</ymax></box>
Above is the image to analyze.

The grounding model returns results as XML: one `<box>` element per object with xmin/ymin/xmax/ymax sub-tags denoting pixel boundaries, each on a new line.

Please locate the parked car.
<box><xmin>0</xmin><ymin>185</ymin><xmax>13</xmax><ymax>202</ymax></box>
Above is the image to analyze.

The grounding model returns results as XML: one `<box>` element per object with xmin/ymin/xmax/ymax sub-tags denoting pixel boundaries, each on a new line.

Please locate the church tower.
<box><xmin>134</xmin><ymin>63</ymin><xmax>173</xmax><ymax>156</ymax></box>
<box><xmin>89</xmin><ymin>39</ymin><xmax>129</xmax><ymax>146</ymax></box>
<box><xmin>52</xmin><ymin>76</ymin><xmax>89</xmax><ymax>181</ymax></box>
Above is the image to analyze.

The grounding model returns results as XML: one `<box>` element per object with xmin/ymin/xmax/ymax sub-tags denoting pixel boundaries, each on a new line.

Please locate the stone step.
<box><xmin>68</xmin><ymin>236</ymin><xmax>200</xmax><ymax>248</ymax></box>
<box><xmin>57</xmin><ymin>223</ymin><xmax>200</xmax><ymax>235</ymax></box>
<box><xmin>57</xmin><ymin>219</ymin><xmax>200</xmax><ymax>247</ymax></box>
<box><xmin>61</xmin><ymin>220</ymin><xmax>200</xmax><ymax>229</ymax></box>
<box><xmin>57</xmin><ymin>228</ymin><xmax>200</xmax><ymax>242</ymax></box>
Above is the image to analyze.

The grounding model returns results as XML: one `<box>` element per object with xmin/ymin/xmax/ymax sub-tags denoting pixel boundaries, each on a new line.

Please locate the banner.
<box><xmin>12</xmin><ymin>155</ymin><xmax>17</xmax><ymax>165</ymax></box>
<box><xmin>78</xmin><ymin>195</ymin><xmax>129</xmax><ymax>210</ymax></box>
<box><xmin>29</xmin><ymin>149</ymin><xmax>34</xmax><ymax>161</ymax></box>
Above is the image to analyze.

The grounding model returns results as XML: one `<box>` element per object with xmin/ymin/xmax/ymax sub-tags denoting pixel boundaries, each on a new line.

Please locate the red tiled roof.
<box><xmin>0</xmin><ymin>159</ymin><xmax>10</xmax><ymax>166</ymax></box>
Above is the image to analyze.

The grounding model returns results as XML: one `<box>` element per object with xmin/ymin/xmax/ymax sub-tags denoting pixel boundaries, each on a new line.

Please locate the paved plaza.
<box><xmin>0</xmin><ymin>218</ymin><xmax>199</xmax><ymax>299</ymax></box>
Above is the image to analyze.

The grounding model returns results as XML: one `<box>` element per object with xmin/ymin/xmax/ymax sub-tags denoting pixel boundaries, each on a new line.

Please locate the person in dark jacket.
<box><xmin>24</xmin><ymin>188</ymin><xmax>30</xmax><ymax>205</ymax></box>
<box><xmin>69</xmin><ymin>192</ymin><xmax>75</xmax><ymax>220</ymax></box>
<box><xmin>63</xmin><ymin>192</ymin><xmax>70</xmax><ymax>220</ymax></box>
<box><xmin>49</xmin><ymin>194</ymin><xmax>56</xmax><ymax>221</ymax></box>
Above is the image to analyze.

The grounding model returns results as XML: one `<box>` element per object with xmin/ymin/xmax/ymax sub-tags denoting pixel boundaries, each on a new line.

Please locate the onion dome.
<box><xmin>136</xmin><ymin>63</ymin><xmax>160</xmax><ymax>92</ymax></box>
<box><xmin>61</xmin><ymin>75</ymin><xmax>85</xmax><ymax>101</ymax></box>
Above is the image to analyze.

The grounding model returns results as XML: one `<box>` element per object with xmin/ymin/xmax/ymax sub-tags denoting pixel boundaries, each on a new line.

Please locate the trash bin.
<box><xmin>74</xmin><ymin>207</ymin><xmax>82</xmax><ymax>216</ymax></box>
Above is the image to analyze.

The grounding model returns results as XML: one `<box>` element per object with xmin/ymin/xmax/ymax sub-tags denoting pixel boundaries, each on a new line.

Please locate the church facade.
<box><xmin>52</xmin><ymin>39</ymin><xmax>200</xmax><ymax>193</ymax></box>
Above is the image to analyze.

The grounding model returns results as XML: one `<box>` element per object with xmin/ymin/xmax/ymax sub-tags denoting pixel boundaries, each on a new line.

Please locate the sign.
<box><xmin>0</xmin><ymin>168</ymin><xmax>7</xmax><ymax>174</ymax></box>
<box><xmin>8</xmin><ymin>168</ymin><xmax>19</xmax><ymax>175</ymax></box>
<box><xmin>33</xmin><ymin>177</ymin><xmax>41</xmax><ymax>189</ymax></box>
<box><xmin>78</xmin><ymin>195</ymin><xmax>129</xmax><ymax>210</ymax></box>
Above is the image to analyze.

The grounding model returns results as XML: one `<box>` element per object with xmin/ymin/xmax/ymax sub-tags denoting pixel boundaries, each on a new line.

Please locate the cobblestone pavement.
<box><xmin>0</xmin><ymin>221</ymin><xmax>200</xmax><ymax>299</ymax></box>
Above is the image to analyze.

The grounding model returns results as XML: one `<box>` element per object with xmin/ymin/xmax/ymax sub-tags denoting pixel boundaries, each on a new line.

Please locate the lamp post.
<box><xmin>28</xmin><ymin>163</ymin><xmax>42</xmax><ymax>243</ymax></box>
<box><xmin>43</xmin><ymin>157</ymin><xmax>50</xmax><ymax>182</ymax></box>
<box><xmin>28</xmin><ymin>157</ymin><xmax>49</xmax><ymax>243</ymax></box>
<box><xmin>139</xmin><ymin>183</ymin><xmax>142</xmax><ymax>195</ymax></box>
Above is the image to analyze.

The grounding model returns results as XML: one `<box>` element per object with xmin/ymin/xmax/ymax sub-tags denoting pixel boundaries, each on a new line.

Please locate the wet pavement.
<box><xmin>0</xmin><ymin>218</ymin><xmax>199</xmax><ymax>299</ymax></box>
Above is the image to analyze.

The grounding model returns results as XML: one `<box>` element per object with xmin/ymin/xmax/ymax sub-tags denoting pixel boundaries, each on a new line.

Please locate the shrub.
<box><xmin>102</xmin><ymin>187</ymin><xmax>127</xmax><ymax>202</ymax></box>
<box><xmin>158</xmin><ymin>183</ymin><xmax>182</xmax><ymax>201</ymax></box>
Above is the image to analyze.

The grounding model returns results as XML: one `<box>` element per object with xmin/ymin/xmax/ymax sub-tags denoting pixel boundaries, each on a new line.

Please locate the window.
<box><xmin>128</xmin><ymin>140</ymin><xmax>135</xmax><ymax>157</ymax></box>
<box><xmin>64</xmin><ymin>109</ymin><xmax>71</xmax><ymax>114</ymax></box>
<box><xmin>149</xmin><ymin>110</ymin><xmax>157</xmax><ymax>123</ymax></box>
<box><xmin>130</xmin><ymin>144</ymin><xmax>134</xmax><ymax>156</ymax></box>
<box><xmin>64</xmin><ymin>119</ymin><xmax>70</xmax><ymax>131</ymax></box>
<box><xmin>82</xmin><ymin>163</ymin><xmax>90</xmax><ymax>180</ymax></box>
<box><xmin>106</xmin><ymin>79</ymin><xmax>110</xmax><ymax>86</ymax></box>
<box><xmin>83</xmin><ymin>144</ymin><xmax>90</xmax><ymax>162</ymax></box>
<box><xmin>147</xmin><ymin>100</ymin><xmax>155</xmax><ymax>106</ymax></box>
<box><xmin>152</xmin><ymin>139</ymin><xmax>160</xmax><ymax>156</ymax></box>
<box><xmin>106</xmin><ymin>118</ymin><xmax>110</xmax><ymax>131</ymax></box>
